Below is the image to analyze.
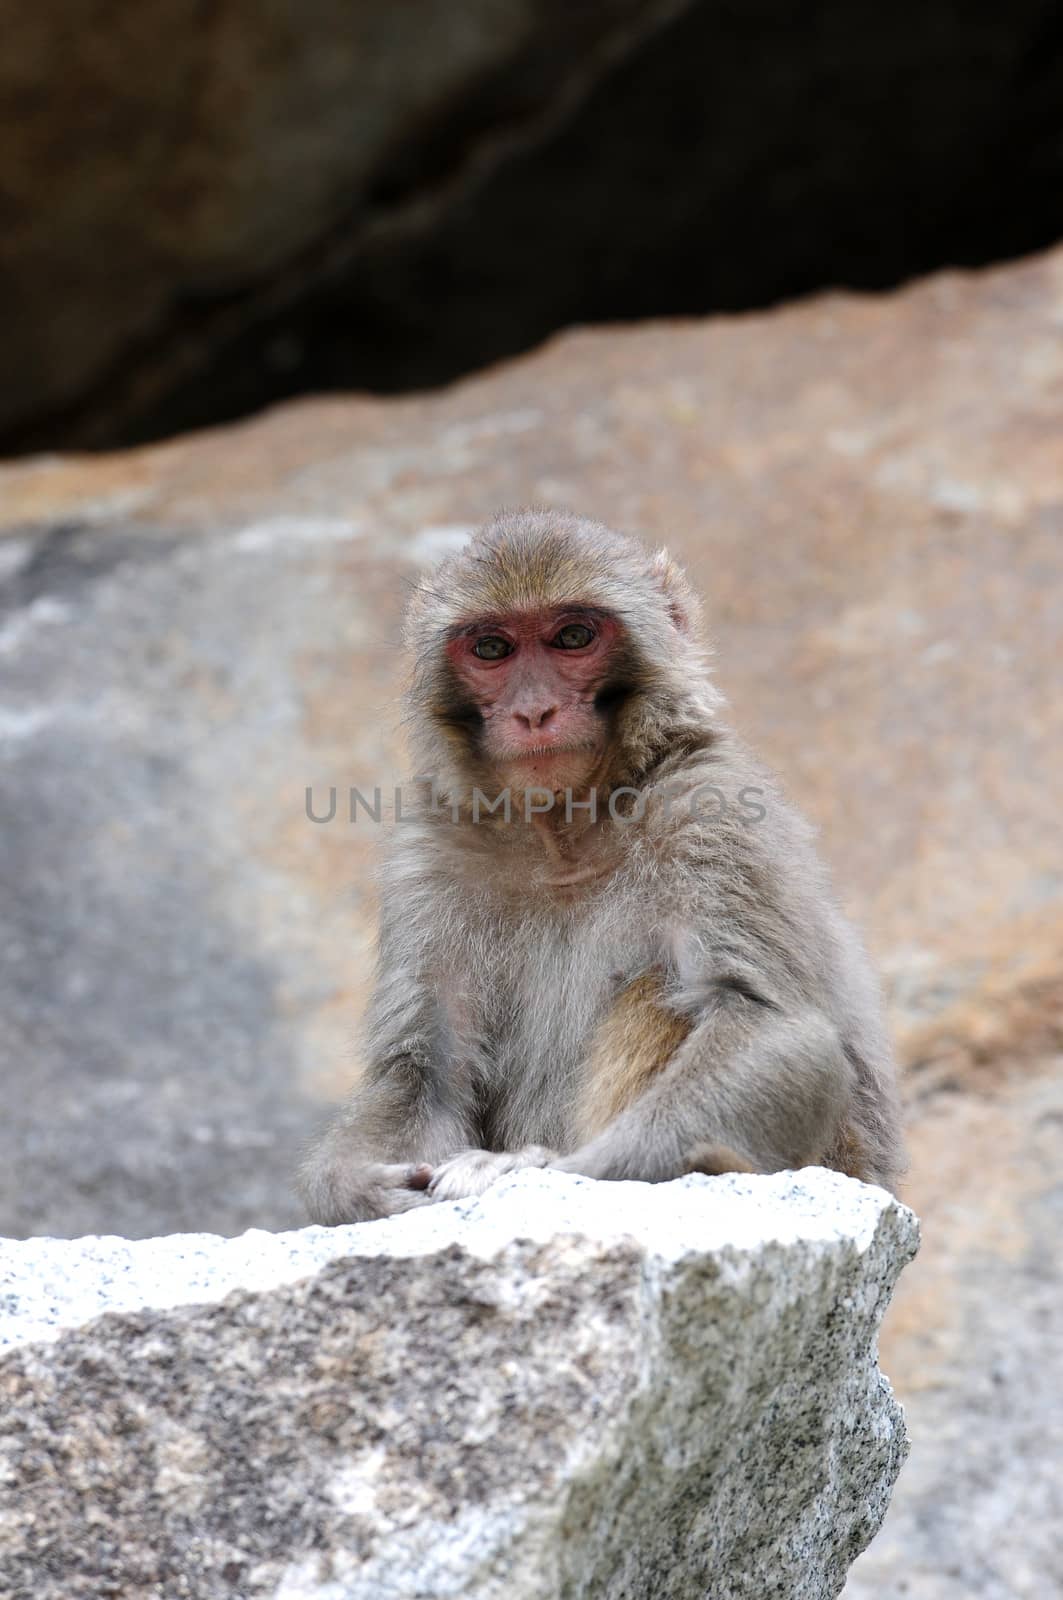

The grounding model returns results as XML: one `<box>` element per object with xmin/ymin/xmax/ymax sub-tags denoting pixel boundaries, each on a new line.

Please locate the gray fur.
<box><xmin>299</xmin><ymin>511</ymin><xmax>904</xmax><ymax>1224</ymax></box>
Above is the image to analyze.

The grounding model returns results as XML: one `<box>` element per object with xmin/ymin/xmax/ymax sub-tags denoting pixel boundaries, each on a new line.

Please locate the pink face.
<box><xmin>446</xmin><ymin>607</ymin><xmax>622</xmax><ymax>788</ymax></box>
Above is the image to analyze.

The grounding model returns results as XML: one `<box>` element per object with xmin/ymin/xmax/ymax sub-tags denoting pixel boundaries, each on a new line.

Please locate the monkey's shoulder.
<box><xmin>640</xmin><ymin>743</ymin><xmax>823</xmax><ymax>891</ymax></box>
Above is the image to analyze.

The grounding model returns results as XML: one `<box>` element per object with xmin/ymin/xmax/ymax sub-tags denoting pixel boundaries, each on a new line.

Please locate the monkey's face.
<box><xmin>444</xmin><ymin>606</ymin><xmax>622</xmax><ymax>792</ymax></box>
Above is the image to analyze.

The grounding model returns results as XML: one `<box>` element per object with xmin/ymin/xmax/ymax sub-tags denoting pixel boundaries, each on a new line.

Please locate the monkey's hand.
<box><xmin>301</xmin><ymin>1159</ymin><xmax>435</xmax><ymax>1226</ymax></box>
<box><xmin>427</xmin><ymin>1146</ymin><xmax>557</xmax><ymax>1202</ymax></box>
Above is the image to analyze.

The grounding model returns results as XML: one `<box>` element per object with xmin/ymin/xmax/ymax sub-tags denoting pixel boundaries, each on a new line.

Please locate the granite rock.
<box><xmin>0</xmin><ymin>1169</ymin><xmax>918</xmax><ymax>1600</ymax></box>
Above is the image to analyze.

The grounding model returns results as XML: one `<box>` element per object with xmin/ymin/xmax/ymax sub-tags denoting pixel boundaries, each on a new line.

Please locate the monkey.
<box><xmin>299</xmin><ymin>509</ymin><xmax>904</xmax><ymax>1225</ymax></box>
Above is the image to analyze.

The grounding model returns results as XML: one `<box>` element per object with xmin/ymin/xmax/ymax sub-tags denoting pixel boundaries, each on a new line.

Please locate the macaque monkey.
<box><xmin>300</xmin><ymin>509</ymin><xmax>904</xmax><ymax>1224</ymax></box>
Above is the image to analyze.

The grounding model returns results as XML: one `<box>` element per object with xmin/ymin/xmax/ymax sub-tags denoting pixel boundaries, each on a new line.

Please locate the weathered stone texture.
<box><xmin>0</xmin><ymin>1170</ymin><xmax>917</xmax><ymax>1600</ymax></box>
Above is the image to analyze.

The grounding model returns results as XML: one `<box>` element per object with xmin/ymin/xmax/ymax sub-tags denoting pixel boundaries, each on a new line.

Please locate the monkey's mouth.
<box><xmin>500</xmin><ymin>740</ymin><xmax>599</xmax><ymax>761</ymax></box>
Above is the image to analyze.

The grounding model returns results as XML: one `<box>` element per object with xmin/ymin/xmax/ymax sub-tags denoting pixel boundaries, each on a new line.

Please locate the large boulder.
<box><xmin>845</xmin><ymin>1065</ymin><xmax>1063</xmax><ymax>1600</ymax></box>
<box><xmin>4</xmin><ymin>2</ymin><xmax>1063</xmax><ymax>450</ymax></box>
<box><xmin>0</xmin><ymin>0</ymin><xmax>691</xmax><ymax>447</ymax></box>
<box><xmin>0</xmin><ymin>1169</ymin><xmax>918</xmax><ymax>1599</ymax></box>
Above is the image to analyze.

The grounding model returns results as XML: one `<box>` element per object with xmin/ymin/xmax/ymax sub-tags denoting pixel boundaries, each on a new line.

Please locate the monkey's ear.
<box><xmin>650</xmin><ymin>548</ymin><xmax>698</xmax><ymax>635</ymax></box>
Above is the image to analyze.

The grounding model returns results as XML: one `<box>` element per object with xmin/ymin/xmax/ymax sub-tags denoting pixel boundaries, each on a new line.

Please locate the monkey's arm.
<box><xmin>556</xmin><ymin>992</ymin><xmax>852</xmax><ymax>1182</ymax></box>
<box><xmin>428</xmin><ymin>990</ymin><xmax>852</xmax><ymax>1201</ymax></box>
<box><xmin>299</xmin><ymin>902</ymin><xmax>480</xmax><ymax>1224</ymax></box>
<box><xmin>298</xmin><ymin>1052</ymin><xmax>480</xmax><ymax>1225</ymax></box>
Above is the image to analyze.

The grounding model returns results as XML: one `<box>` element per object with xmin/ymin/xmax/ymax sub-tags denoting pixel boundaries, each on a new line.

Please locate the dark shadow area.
<box><xmin>4</xmin><ymin>0</ymin><xmax>1063</xmax><ymax>454</ymax></box>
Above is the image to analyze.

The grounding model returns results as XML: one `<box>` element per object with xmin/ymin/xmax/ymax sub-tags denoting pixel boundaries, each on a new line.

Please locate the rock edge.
<box><xmin>0</xmin><ymin>1169</ymin><xmax>918</xmax><ymax>1600</ymax></box>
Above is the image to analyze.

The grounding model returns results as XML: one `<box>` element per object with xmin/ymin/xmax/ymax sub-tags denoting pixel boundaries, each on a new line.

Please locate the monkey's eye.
<box><xmin>552</xmin><ymin>622</ymin><xmax>596</xmax><ymax>650</ymax></box>
<box><xmin>472</xmin><ymin>635</ymin><xmax>514</xmax><ymax>661</ymax></box>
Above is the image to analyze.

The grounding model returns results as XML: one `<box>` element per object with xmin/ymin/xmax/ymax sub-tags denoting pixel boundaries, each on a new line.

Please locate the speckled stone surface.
<box><xmin>0</xmin><ymin>1169</ymin><xmax>917</xmax><ymax>1600</ymax></box>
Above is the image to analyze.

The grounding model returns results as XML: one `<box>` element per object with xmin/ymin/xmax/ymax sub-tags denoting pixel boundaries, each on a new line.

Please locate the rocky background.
<box><xmin>2</xmin><ymin>6</ymin><xmax>1062</xmax><ymax>1598</ymax></box>
<box><xmin>3</xmin><ymin>0</ymin><xmax>1063</xmax><ymax>451</ymax></box>
<box><xmin>2</xmin><ymin>248</ymin><xmax>1061</xmax><ymax>1597</ymax></box>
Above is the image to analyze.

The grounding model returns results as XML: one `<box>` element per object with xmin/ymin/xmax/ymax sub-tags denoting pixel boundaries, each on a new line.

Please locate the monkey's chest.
<box><xmin>456</xmin><ymin>922</ymin><xmax>688</xmax><ymax>1149</ymax></box>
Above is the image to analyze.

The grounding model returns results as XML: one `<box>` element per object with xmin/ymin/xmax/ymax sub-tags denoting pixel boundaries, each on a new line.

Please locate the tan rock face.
<box><xmin>1</xmin><ymin>247</ymin><xmax>1060</xmax><ymax>1591</ymax></box>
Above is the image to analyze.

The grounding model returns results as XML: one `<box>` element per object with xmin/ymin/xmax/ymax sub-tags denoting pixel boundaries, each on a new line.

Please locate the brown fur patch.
<box><xmin>579</xmin><ymin>972</ymin><xmax>878</xmax><ymax>1182</ymax></box>
<box><xmin>476</xmin><ymin>538</ymin><xmax>605</xmax><ymax>616</ymax></box>
<box><xmin>690</xmin><ymin>1125</ymin><xmax>873</xmax><ymax>1183</ymax></box>
<box><xmin>685</xmin><ymin>1143</ymin><xmax>759</xmax><ymax>1176</ymax></box>
<box><xmin>821</xmin><ymin>1121</ymin><xmax>873</xmax><ymax>1182</ymax></box>
<box><xmin>575</xmin><ymin>970</ymin><xmax>693</xmax><ymax>1139</ymax></box>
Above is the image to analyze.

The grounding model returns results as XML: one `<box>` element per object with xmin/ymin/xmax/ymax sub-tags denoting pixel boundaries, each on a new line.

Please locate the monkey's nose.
<box><xmin>514</xmin><ymin>705</ymin><xmax>558</xmax><ymax>731</ymax></box>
